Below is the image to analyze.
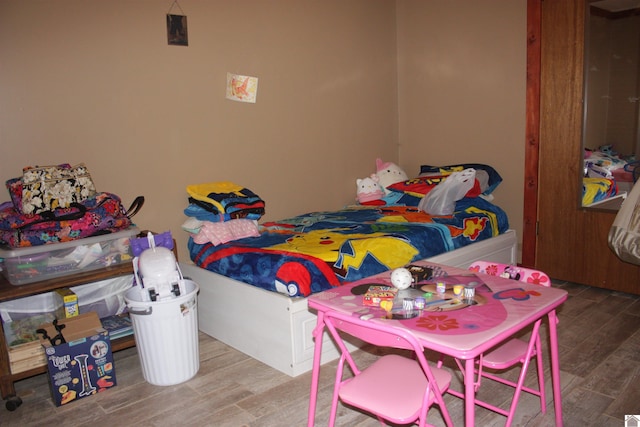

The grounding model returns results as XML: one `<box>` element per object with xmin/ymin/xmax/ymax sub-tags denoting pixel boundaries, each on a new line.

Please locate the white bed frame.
<box><xmin>179</xmin><ymin>229</ymin><xmax>517</xmax><ymax>377</ymax></box>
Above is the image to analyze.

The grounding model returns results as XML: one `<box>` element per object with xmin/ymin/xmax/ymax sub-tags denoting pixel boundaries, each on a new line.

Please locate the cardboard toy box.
<box><xmin>38</xmin><ymin>312</ymin><xmax>117</xmax><ymax>406</ymax></box>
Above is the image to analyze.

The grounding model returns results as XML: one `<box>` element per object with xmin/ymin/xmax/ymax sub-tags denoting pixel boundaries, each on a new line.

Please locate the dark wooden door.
<box><xmin>526</xmin><ymin>0</ymin><xmax>640</xmax><ymax>294</ymax></box>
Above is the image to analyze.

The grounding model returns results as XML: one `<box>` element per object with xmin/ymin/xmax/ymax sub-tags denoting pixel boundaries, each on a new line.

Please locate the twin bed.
<box><xmin>180</xmin><ymin>165</ymin><xmax>518</xmax><ymax>376</ymax></box>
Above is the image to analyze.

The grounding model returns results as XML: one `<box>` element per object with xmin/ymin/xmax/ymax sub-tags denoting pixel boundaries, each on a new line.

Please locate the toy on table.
<box><xmin>406</xmin><ymin>264</ymin><xmax>436</xmax><ymax>285</ymax></box>
<box><xmin>363</xmin><ymin>285</ymin><xmax>397</xmax><ymax>307</ymax></box>
<box><xmin>402</xmin><ymin>298</ymin><xmax>415</xmax><ymax>311</ymax></box>
<box><xmin>380</xmin><ymin>300</ymin><xmax>394</xmax><ymax>313</ymax></box>
<box><xmin>390</xmin><ymin>267</ymin><xmax>413</xmax><ymax>290</ymax></box>
<box><xmin>453</xmin><ymin>285</ymin><xmax>463</xmax><ymax>297</ymax></box>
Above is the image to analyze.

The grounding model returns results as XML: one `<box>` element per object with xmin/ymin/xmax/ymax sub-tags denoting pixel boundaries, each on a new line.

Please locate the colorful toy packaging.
<box><xmin>38</xmin><ymin>312</ymin><xmax>116</xmax><ymax>406</ymax></box>
<box><xmin>54</xmin><ymin>288</ymin><xmax>78</xmax><ymax>319</ymax></box>
<box><xmin>363</xmin><ymin>285</ymin><xmax>397</xmax><ymax>307</ymax></box>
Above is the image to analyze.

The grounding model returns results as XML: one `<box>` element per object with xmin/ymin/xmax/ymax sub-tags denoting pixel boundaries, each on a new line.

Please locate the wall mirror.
<box><xmin>582</xmin><ymin>0</ymin><xmax>640</xmax><ymax>208</ymax></box>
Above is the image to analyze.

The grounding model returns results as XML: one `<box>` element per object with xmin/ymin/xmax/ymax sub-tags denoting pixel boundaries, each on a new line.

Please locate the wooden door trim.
<box><xmin>522</xmin><ymin>0</ymin><xmax>541</xmax><ymax>268</ymax></box>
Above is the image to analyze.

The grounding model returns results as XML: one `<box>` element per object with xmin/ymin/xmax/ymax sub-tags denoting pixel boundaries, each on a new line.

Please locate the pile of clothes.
<box><xmin>182</xmin><ymin>182</ymin><xmax>265</xmax><ymax>246</ymax></box>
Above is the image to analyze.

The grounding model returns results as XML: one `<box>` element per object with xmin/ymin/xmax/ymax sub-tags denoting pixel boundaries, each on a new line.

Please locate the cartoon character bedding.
<box><xmin>187</xmin><ymin>196</ymin><xmax>509</xmax><ymax>298</ymax></box>
<box><xmin>583</xmin><ymin>145</ymin><xmax>639</xmax><ymax>205</ymax></box>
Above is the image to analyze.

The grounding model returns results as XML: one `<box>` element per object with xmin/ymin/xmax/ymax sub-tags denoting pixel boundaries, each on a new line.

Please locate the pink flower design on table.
<box><xmin>416</xmin><ymin>314</ymin><xmax>459</xmax><ymax>331</ymax></box>
<box><xmin>470</xmin><ymin>263</ymin><xmax>499</xmax><ymax>275</ymax></box>
<box><xmin>494</xmin><ymin>288</ymin><xmax>541</xmax><ymax>301</ymax></box>
<box><xmin>485</xmin><ymin>264</ymin><xmax>499</xmax><ymax>276</ymax></box>
<box><xmin>527</xmin><ymin>272</ymin><xmax>549</xmax><ymax>286</ymax></box>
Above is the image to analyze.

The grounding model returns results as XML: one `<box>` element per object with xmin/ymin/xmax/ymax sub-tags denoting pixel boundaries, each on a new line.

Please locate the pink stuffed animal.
<box><xmin>374</xmin><ymin>158</ymin><xmax>408</xmax><ymax>194</ymax></box>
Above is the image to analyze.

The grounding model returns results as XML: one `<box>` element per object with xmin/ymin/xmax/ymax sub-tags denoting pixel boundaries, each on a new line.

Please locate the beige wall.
<box><xmin>0</xmin><ymin>0</ymin><xmax>526</xmax><ymax>263</ymax></box>
<box><xmin>397</xmin><ymin>0</ymin><xmax>527</xmax><ymax>257</ymax></box>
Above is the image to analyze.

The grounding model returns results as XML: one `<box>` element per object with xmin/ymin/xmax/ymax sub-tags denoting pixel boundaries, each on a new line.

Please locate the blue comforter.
<box><xmin>188</xmin><ymin>197</ymin><xmax>509</xmax><ymax>297</ymax></box>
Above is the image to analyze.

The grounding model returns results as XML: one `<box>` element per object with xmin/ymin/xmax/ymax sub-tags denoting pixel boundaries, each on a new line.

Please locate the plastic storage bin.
<box><xmin>124</xmin><ymin>280</ymin><xmax>199</xmax><ymax>386</ymax></box>
<box><xmin>73</xmin><ymin>275</ymin><xmax>134</xmax><ymax>318</ymax></box>
<box><xmin>0</xmin><ymin>227</ymin><xmax>139</xmax><ymax>285</ymax></box>
<box><xmin>0</xmin><ymin>275</ymin><xmax>134</xmax><ymax>322</ymax></box>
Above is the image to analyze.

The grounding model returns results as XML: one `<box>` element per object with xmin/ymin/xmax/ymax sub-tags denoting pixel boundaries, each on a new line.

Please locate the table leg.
<box><xmin>307</xmin><ymin>312</ymin><xmax>325</xmax><ymax>427</ymax></box>
<box><xmin>548</xmin><ymin>310</ymin><xmax>563</xmax><ymax>426</ymax></box>
<box><xmin>0</xmin><ymin>320</ymin><xmax>17</xmax><ymax>401</ymax></box>
<box><xmin>465</xmin><ymin>358</ymin><xmax>476</xmax><ymax>426</ymax></box>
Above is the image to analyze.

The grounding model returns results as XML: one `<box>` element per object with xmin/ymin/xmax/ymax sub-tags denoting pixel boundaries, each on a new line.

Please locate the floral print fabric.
<box><xmin>0</xmin><ymin>192</ymin><xmax>132</xmax><ymax>247</ymax></box>
<box><xmin>20</xmin><ymin>163</ymin><xmax>97</xmax><ymax>215</ymax></box>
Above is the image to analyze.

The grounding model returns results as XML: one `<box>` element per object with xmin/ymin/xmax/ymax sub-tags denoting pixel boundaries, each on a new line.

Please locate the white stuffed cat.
<box><xmin>374</xmin><ymin>158</ymin><xmax>408</xmax><ymax>195</ymax></box>
<box><xmin>356</xmin><ymin>175</ymin><xmax>384</xmax><ymax>205</ymax></box>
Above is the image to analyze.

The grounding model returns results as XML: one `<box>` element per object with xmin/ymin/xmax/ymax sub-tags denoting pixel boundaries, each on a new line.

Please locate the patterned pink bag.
<box><xmin>0</xmin><ymin>193</ymin><xmax>144</xmax><ymax>248</ymax></box>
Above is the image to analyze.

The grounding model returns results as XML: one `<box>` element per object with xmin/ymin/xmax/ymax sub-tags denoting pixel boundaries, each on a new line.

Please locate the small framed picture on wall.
<box><xmin>167</xmin><ymin>14</ymin><xmax>188</xmax><ymax>46</ymax></box>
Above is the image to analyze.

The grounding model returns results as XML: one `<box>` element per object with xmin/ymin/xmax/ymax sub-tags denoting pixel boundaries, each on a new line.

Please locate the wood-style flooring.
<box><xmin>2</xmin><ymin>280</ymin><xmax>640</xmax><ymax>426</ymax></box>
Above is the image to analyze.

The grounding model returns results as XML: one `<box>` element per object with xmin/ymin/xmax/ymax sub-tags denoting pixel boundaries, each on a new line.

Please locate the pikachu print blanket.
<box><xmin>188</xmin><ymin>197</ymin><xmax>509</xmax><ymax>297</ymax></box>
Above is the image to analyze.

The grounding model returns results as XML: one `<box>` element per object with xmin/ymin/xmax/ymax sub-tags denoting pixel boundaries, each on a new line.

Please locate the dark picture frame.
<box><xmin>167</xmin><ymin>14</ymin><xmax>188</xmax><ymax>46</ymax></box>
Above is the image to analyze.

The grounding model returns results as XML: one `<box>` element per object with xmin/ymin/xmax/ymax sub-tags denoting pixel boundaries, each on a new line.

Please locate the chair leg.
<box><xmin>436</xmin><ymin>353</ymin><xmax>446</xmax><ymax>368</ymax></box>
<box><xmin>453</xmin><ymin>356</ymin><xmax>483</xmax><ymax>392</ymax></box>
<box><xmin>432</xmin><ymin>357</ymin><xmax>455</xmax><ymax>427</ymax></box>
<box><xmin>328</xmin><ymin>356</ymin><xmax>346</xmax><ymax>427</ymax></box>
<box><xmin>534</xmin><ymin>333</ymin><xmax>547</xmax><ymax>413</ymax></box>
<box><xmin>417</xmin><ymin>381</ymin><xmax>454</xmax><ymax>427</ymax></box>
<box><xmin>504</xmin><ymin>320</ymin><xmax>542</xmax><ymax>427</ymax></box>
<box><xmin>435</xmin><ymin>395</ymin><xmax>455</xmax><ymax>427</ymax></box>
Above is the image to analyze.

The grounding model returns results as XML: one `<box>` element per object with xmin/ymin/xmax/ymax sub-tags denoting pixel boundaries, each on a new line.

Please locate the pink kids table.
<box><xmin>306</xmin><ymin>261</ymin><xmax>568</xmax><ymax>426</ymax></box>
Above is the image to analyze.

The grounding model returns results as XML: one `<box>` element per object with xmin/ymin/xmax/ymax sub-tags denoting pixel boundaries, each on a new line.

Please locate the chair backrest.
<box><xmin>323</xmin><ymin>310</ymin><xmax>445</xmax><ymax>393</ymax></box>
<box><xmin>323</xmin><ymin>310</ymin><xmax>451</xmax><ymax>427</ymax></box>
<box><xmin>324</xmin><ymin>310</ymin><xmax>424</xmax><ymax>354</ymax></box>
<box><xmin>468</xmin><ymin>260</ymin><xmax>550</xmax><ymax>287</ymax></box>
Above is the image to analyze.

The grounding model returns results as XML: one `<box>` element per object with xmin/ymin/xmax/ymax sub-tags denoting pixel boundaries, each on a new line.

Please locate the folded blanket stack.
<box><xmin>183</xmin><ymin>182</ymin><xmax>264</xmax><ymax>246</ymax></box>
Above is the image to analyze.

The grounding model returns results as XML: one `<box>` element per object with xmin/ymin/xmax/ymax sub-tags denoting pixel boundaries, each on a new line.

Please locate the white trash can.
<box><xmin>124</xmin><ymin>279</ymin><xmax>199</xmax><ymax>386</ymax></box>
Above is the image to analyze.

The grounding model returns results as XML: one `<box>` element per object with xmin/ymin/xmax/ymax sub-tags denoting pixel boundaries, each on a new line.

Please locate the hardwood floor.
<box><xmin>2</xmin><ymin>280</ymin><xmax>639</xmax><ymax>426</ymax></box>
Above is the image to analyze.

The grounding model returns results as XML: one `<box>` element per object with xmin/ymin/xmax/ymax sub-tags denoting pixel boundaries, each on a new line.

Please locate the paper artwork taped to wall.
<box><xmin>226</xmin><ymin>73</ymin><xmax>258</xmax><ymax>104</ymax></box>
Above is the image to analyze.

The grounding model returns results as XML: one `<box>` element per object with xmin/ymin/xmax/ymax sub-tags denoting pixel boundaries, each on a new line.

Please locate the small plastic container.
<box><xmin>0</xmin><ymin>275</ymin><xmax>134</xmax><ymax>322</ymax></box>
<box><xmin>463</xmin><ymin>287</ymin><xmax>476</xmax><ymax>299</ymax></box>
<box><xmin>73</xmin><ymin>275</ymin><xmax>134</xmax><ymax>318</ymax></box>
<box><xmin>0</xmin><ymin>227</ymin><xmax>138</xmax><ymax>285</ymax></box>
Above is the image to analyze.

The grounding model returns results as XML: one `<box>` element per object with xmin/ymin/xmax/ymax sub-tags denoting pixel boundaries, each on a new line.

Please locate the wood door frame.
<box><xmin>525</xmin><ymin>0</ymin><xmax>640</xmax><ymax>295</ymax></box>
<box><xmin>522</xmin><ymin>0</ymin><xmax>541</xmax><ymax>267</ymax></box>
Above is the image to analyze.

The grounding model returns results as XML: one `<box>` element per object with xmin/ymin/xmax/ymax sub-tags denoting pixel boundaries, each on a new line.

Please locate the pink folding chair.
<box><xmin>323</xmin><ymin>310</ymin><xmax>454</xmax><ymax>427</ymax></box>
<box><xmin>457</xmin><ymin>260</ymin><xmax>552</xmax><ymax>426</ymax></box>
